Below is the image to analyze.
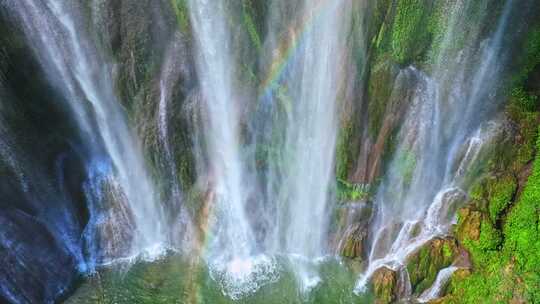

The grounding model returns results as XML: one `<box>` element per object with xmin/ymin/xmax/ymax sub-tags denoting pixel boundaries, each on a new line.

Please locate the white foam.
<box><xmin>209</xmin><ymin>255</ymin><xmax>280</xmax><ymax>300</ymax></box>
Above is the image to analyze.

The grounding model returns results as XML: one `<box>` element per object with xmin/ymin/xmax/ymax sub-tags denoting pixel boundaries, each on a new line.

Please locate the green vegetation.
<box><xmin>336</xmin><ymin>179</ymin><xmax>370</xmax><ymax>202</ymax></box>
<box><xmin>511</xmin><ymin>86</ymin><xmax>539</xmax><ymax>113</ymax></box>
<box><xmin>445</xmin><ymin>127</ymin><xmax>540</xmax><ymax>302</ymax></box>
<box><xmin>390</xmin><ymin>0</ymin><xmax>432</xmax><ymax>64</ymax></box>
<box><xmin>366</xmin><ymin>58</ymin><xmax>398</xmax><ymax>137</ymax></box>
<box><xmin>335</xmin><ymin>121</ymin><xmax>355</xmax><ymax>181</ymax></box>
<box><xmin>171</xmin><ymin>0</ymin><xmax>190</xmax><ymax>32</ymax></box>
<box><xmin>512</xmin><ymin>28</ymin><xmax>540</xmax><ymax>86</ymax></box>
<box><xmin>442</xmin><ymin>27</ymin><xmax>540</xmax><ymax>300</ymax></box>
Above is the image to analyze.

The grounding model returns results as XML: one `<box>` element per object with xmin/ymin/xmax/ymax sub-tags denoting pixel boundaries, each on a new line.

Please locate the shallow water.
<box><xmin>65</xmin><ymin>254</ymin><xmax>373</xmax><ymax>304</ymax></box>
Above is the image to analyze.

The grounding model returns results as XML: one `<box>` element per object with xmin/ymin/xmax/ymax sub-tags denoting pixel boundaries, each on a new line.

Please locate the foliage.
<box><xmin>336</xmin><ymin>179</ymin><xmax>370</xmax><ymax>202</ymax></box>
<box><xmin>478</xmin><ymin>175</ymin><xmax>517</xmax><ymax>223</ymax></box>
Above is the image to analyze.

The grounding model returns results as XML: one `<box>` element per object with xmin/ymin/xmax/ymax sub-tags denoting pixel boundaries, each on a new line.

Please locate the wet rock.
<box><xmin>405</xmin><ymin>237</ymin><xmax>459</xmax><ymax>295</ymax></box>
<box><xmin>368</xmin><ymin>221</ymin><xmax>404</xmax><ymax>261</ymax></box>
<box><xmin>339</xmin><ymin>223</ymin><xmax>368</xmax><ymax>259</ymax></box>
<box><xmin>353</xmin><ymin>65</ymin><xmax>421</xmax><ymax>184</ymax></box>
<box><xmin>334</xmin><ymin>201</ymin><xmax>372</xmax><ymax>260</ymax></box>
<box><xmin>372</xmin><ymin>266</ymin><xmax>398</xmax><ymax>304</ymax></box>
<box><xmin>84</xmin><ymin>177</ymin><xmax>136</xmax><ymax>264</ymax></box>
<box><xmin>0</xmin><ymin>210</ymin><xmax>77</xmax><ymax>303</ymax></box>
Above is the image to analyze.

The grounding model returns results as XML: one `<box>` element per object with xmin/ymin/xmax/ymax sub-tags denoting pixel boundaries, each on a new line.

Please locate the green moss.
<box><xmin>486</xmin><ymin>175</ymin><xmax>516</xmax><ymax>223</ymax></box>
<box><xmin>371</xmin><ymin>267</ymin><xmax>396</xmax><ymax>304</ymax></box>
<box><xmin>511</xmin><ymin>86</ymin><xmax>539</xmax><ymax>112</ymax></box>
<box><xmin>501</xmin><ymin>130</ymin><xmax>540</xmax><ymax>300</ymax></box>
<box><xmin>406</xmin><ymin>238</ymin><xmax>458</xmax><ymax>295</ymax></box>
<box><xmin>367</xmin><ymin>58</ymin><xmax>398</xmax><ymax>137</ymax></box>
<box><xmin>512</xmin><ymin>27</ymin><xmax>540</xmax><ymax>86</ymax></box>
<box><xmin>506</xmin><ymin>102</ymin><xmax>538</xmax><ymax>168</ymax></box>
<box><xmin>171</xmin><ymin>0</ymin><xmax>190</xmax><ymax>32</ymax></box>
<box><xmin>335</xmin><ymin>122</ymin><xmax>354</xmax><ymax>180</ymax></box>
<box><xmin>390</xmin><ymin>0</ymin><xmax>433</xmax><ymax>64</ymax></box>
<box><xmin>447</xmin><ymin>125</ymin><xmax>540</xmax><ymax>303</ymax></box>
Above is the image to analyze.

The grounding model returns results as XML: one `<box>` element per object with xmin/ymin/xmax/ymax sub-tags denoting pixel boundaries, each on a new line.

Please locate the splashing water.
<box><xmin>187</xmin><ymin>0</ymin><xmax>356</xmax><ymax>296</ymax></box>
<box><xmin>260</xmin><ymin>0</ymin><xmax>355</xmax><ymax>290</ymax></box>
<box><xmin>187</xmin><ymin>0</ymin><xmax>276</xmax><ymax>297</ymax></box>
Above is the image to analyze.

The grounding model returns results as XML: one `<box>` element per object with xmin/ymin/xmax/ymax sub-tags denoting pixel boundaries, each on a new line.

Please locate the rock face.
<box><xmin>0</xmin><ymin>210</ymin><xmax>77</xmax><ymax>303</ymax></box>
<box><xmin>372</xmin><ymin>267</ymin><xmax>398</xmax><ymax>304</ymax></box>
<box><xmin>335</xmin><ymin>201</ymin><xmax>372</xmax><ymax>260</ymax></box>
<box><xmin>406</xmin><ymin>238</ymin><xmax>459</xmax><ymax>295</ymax></box>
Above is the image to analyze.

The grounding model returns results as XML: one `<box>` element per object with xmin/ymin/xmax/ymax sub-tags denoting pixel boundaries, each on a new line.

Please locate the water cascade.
<box><xmin>187</xmin><ymin>0</ymin><xmax>274</xmax><ymax>298</ymax></box>
<box><xmin>261</xmin><ymin>0</ymin><xmax>354</xmax><ymax>289</ymax></box>
<box><xmin>0</xmin><ymin>0</ymin><xmax>538</xmax><ymax>302</ymax></box>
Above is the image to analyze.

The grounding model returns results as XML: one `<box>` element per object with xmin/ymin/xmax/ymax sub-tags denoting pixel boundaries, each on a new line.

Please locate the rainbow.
<box><xmin>258</xmin><ymin>0</ymin><xmax>338</xmax><ymax>98</ymax></box>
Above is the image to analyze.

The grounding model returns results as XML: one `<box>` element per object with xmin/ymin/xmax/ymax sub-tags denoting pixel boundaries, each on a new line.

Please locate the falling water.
<box><xmin>2</xmin><ymin>0</ymin><xmax>535</xmax><ymax>302</ymax></box>
<box><xmin>3</xmin><ymin>0</ymin><xmax>166</xmax><ymax>263</ymax></box>
<box><xmin>417</xmin><ymin>266</ymin><xmax>459</xmax><ymax>303</ymax></box>
<box><xmin>356</xmin><ymin>0</ymin><xmax>519</xmax><ymax>292</ymax></box>
<box><xmin>188</xmin><ymin>0</ymin><xmax>275</xmax><ymax>298</ymax></box>
<box><xmin>157</xmin><ymin>34</ymin><xmax>194</xmax><ymax>249</ymax></box>
<box><xmin>261</xmin><ymin>0</ymin><xmax>354</xmax><ymax>289</ymax></box>
<box><xmin>187</xmin><ymin>0</ymin><xmax>355</xmax><ymax>295</ymax></box>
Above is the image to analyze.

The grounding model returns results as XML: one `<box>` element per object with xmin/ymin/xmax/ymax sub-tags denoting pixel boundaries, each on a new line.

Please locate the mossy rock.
<box><xmin>339</xmin><ymin>223</ymin><xmax>368</xmax><ymax>260</ymax></box>
<box><xmin>455</xmin><ymin>207</ymin><xmax>482</xmax><ymax>242</ymax></box>
<box><xmin>367</xmin><ymin>58</ymin><xmax>399</xmax><ymax>137</ymax></box>
<box><xmin>371</xmin><ymin>267</ymin><xmax>397</xmax><ymax>304</ymax></box>
<box><xmin>406</xmin><ymin>237</ymin><xmax>459</xmax><ymax>295</ymax></box>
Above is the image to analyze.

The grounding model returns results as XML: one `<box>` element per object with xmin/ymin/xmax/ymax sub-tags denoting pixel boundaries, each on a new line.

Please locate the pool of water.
<box><xmin>65</xmin><ymin>254</ymin><xmax>373</xmax><ymax>304</ymax></box>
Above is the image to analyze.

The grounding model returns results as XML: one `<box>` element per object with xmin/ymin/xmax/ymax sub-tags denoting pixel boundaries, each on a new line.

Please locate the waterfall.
<box><xmin>261</xmin><ymin>0</ymin><xmax>354</xmax><ymax>289</ymax></box>
<box><xmin>187</xmin><ymin>0</ymin><xmax>355</xmax><ymax>294</ymax></box>
<box><xmin>3</xmin><ymin>0</ymin><xmax>166</xmax><ymax>264</ymax></box>
<box><xmin>356</xmin><ymin>0</ymin><xmax>519</xmax><ymax>292</ymax></box>
<box><xmin>187</xmin><ymin>0</ymin><xmax>277</xmax><ymax>298</ymax></box>
<box><xmin>1</xmin><ymin>0</ymin><xmax>537</xmax><ymax>302</ymax></box>
<box><xmin>157</xmin><ymin>33</ymin><xmax>194</xmax><ymax>250</ymax></box>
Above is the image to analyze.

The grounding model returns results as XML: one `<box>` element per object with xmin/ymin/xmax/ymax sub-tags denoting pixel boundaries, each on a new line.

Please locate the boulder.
<box><xmin>339</xmin><ymin>223</ymin><xmax>368</xmax><ymax>259</ymax></box>
<box><xmin>406</xmin><ymin>237</ymin><xmax>459</xmax><ymax>295</ymax></box>
<box><xmin>372</xmin><ymin>266</ymin><xmax>398</xmax><ymax>304</ymax></box>
<box><xmin>455</xmin><ymin>207</ymin><xmax>482</xmax><ymax>242</ymax></box>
